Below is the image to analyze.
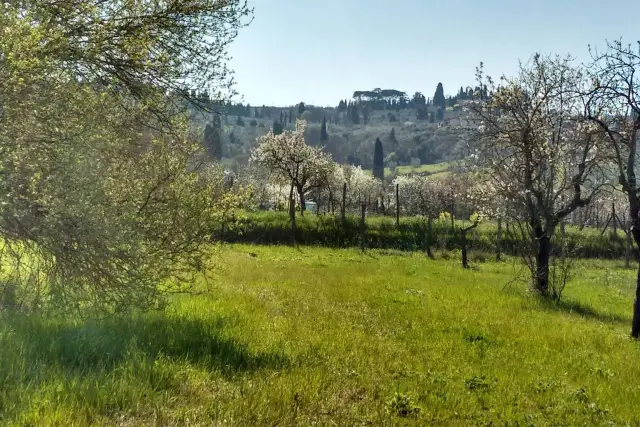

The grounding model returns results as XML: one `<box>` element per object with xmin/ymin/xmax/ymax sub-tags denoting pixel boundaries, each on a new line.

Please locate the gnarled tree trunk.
<box><xmin>426</xmin><ymin>216</ymin><xmax>435</xmax><ymax>259</ymax></box>
<box><xmin>535</xmin><ymin>234</ymin><xmax>551</xmax><ymax>296</ymax></box>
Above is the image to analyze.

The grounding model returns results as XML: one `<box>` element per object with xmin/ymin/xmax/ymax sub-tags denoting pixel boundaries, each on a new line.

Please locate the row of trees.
<box><xmin>467</xmin><ymin>41</ymin><xmax>640</xmax><ymax>337</ymax></box>
<box><xmin>338</xmin><ymin>83</ymin><xmax>459</xmax><ymax>113</ymax></box>
<box><xmin>247</xmin><ymin>39</ymin><xmax>640</xmax><ymax>338</ymax></box>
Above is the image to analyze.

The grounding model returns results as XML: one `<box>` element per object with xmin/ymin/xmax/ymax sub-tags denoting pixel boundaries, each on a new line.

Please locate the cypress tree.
<box><xmin>204</xmin><ymin>114</ymin><xmax>223</xmax><ymax>159</ymax></box>
<box><xmin>320</xmin><ymin>117</ymin><xmax>329</xmax><ymax>142</ymax></box>
<box><xmin>273</xmin><ymin>120</ymin><xmax>283</xmax><ymax>135</ymax></box>
<box><xmin>350</xmin><ymin>104</ymin><xmax>360</xmax><ymax>124</ymax></box>
<box><xmin>389</xmin><ymin>127</ymin><xmax>397</xmax><ymax>150</ymax></box>
<box><xmin>373</xmin><ymin>138</ymin><xmax>384</xmax><ymax>181</ymax></box>
<box><xmin>433</xmin><ymin>83</ymin><xmax>446</xmax><ymax>109</ymax></box>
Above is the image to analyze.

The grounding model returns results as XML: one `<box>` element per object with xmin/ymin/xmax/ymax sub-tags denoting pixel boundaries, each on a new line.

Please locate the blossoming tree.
<box><xmin>470</xmin><ymin>55</ymin><xmax>606</xmax><ymax>298</ymax></box>
<box><xmin>250</xmin><ymin>120</ymin><xmax>335</xmax><ymax>221</ymax></box>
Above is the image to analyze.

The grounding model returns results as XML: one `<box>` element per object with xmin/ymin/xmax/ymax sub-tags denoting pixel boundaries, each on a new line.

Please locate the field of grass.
<box><xmin>2</xmin><ymin>245</ymin><xmax>640</xmax><ymax>425</ymax></box>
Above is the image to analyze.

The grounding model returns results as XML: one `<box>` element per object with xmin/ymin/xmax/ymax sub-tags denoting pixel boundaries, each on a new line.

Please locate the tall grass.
<box><xmin>1</xmin><ymin>245</ymin><xmax>639</xmax><ymax>425</ymax></box>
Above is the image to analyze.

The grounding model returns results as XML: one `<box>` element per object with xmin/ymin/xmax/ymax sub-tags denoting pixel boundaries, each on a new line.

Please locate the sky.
<box><xmin>228</xmin><ymin>0</ymin><xmax>639</xmax><ymax>107</ymax></box>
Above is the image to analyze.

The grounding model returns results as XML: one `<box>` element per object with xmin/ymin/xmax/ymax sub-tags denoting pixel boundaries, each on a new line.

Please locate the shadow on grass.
<box><xmin>2</xmin><ymin>312</ymin><xmax>289</xmax><ymax>378</ymax></box>
<box><xmin>538</xmin><ymin>298</ymin><xmax>631</xmax><ymax>326</ymax></box>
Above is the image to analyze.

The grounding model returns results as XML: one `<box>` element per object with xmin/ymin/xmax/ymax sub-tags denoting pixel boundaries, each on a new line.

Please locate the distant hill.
<box><xmin>190</xmin><ymin>92</ymin><xmax>478</xmax><ymax>177</ymax></box>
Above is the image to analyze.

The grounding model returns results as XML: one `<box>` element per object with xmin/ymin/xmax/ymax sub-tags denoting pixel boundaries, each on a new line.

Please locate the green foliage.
<box><xmin>1</xmin><ymin>245</ymin><xmax>639</xmax><ymax>425</ymax></box>
<box><xmin>388</xmin><ymin>393</ymin><xmax>421</xmax><ymax>418</ymax></box>
<box><xmin>0</xmin><ymin>0</ymin><xmax>251</xmax><ymax>311</ymax></box>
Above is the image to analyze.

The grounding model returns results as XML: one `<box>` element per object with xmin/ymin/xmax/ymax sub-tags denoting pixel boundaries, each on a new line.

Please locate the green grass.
<box><xmin>2</xmin><ymin>245</ymin><xmax>640</xmax><ymax>425</ymax></box>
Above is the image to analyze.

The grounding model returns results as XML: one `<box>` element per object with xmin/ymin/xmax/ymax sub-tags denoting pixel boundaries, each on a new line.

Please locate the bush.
<box><xmin>213</xmin><ymin>211</ymin><xmax>634</xmax><ymax>260</ymax></box>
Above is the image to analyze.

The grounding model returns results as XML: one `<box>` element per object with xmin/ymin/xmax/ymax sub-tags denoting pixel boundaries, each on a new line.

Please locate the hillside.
<box><xmin>191</xmin><ymin>97</ymin><xmax>476</xmax><ymax>176</ymax></box>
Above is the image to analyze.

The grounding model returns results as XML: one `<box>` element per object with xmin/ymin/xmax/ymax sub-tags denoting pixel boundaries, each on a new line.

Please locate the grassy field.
<box><xmin>2</xmin><ymin>245</ymin><xmax>640</xmax><ymax>426</ymax></box>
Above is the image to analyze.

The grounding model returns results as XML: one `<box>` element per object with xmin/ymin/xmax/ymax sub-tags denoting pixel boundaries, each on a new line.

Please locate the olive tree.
<box><xmin>470</xmin><ymin>55</ymin><xmax>605</xmax><ymax>297</ymax></box>
<box><xmin>0</xmin><ymin>0</ymin><xmax>251</xmax><ymax>312</ymax></box>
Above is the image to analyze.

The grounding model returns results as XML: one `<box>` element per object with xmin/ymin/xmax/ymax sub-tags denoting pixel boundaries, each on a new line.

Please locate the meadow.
<box><xmin>2</xmin><ymin>244</ymin><xmax>640</xmax><ymax>426</ymax></box>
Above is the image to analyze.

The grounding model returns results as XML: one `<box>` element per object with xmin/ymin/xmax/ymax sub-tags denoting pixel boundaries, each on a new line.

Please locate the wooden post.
<box><xmin>289</xmin><ymin>181</ymin><xmax>297</xmax><ymax>246</ymax></box>
<box><xmin>395</xmin><ymin>183</ymin><xmax>400</xmax><ymax>227</ymax></box>
<box><xmin>360</xmin><ymin>201</ymin><xmax>366</xmax><ymax>251</ymax></box>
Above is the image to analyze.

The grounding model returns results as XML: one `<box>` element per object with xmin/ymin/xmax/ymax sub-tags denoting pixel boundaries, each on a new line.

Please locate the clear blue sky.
<box><xmin>229</xmin><ymin>0</ymin><xmax>638</xmax><ymax>107</ymax></box>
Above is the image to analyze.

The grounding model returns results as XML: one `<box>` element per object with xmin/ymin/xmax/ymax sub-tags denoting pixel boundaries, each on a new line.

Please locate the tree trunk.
<box><xmin>426</xmin><ymin>217</ymin><xmax>434</xmax><ymax>259</ymax></box>
<box><xmin>341</xmin><ymin>182</ymin><xmax>347</xmax><ymax>223</ymax></box>
<box><xmin>297</xmin><ymin>186</ymin><xmax>306</xmax><ymax>216</ymax></box>
<box><xmin>395</xmin><ymin>183</ymin><xmax>400</xmax><ymax>227</ymax></box>
<box><xmin>289</xmin><ymin>196</ymin><xmax>296</xmax><ymax>246</ymax></box>
<box><xmin>450</xmin><ymin>214</ymin><xmax>455</xmax><ymax>234</ymax></box>
<box><xmin>329</xmin><ymin>186</ymin><xmax>334</xmax><ymax>215</ymax></box>
<box><xmin>360</xmin><ymin>202</ymin><xmax>366</xmax><ymax>251</ymax></box>
<box><xmin>496</xmin><ymin>217</ymin><xmax>502</xmax><ymax>262</ymax></box>
<box><xmin>288</xmin><ymin>180</ymin><xmax>297</xmax><ymax>245</ymax></box>
<box><xmin>535</xmin><ymin>235</ymin><xmax>551</xmax><ymax>296</ymax></box>
<box><xmin>632</xmin><ymin>259</ymin><xmax>640</xmax><ymax>338</ymax></box>
<box><xmin>461</xmin><ymin>228</ymin><xmax>469</xmax><ymax>269</ymax></box>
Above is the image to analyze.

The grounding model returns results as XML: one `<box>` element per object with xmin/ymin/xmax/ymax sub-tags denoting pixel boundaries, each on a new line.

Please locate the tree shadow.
<box><xmin>538</xmin><ymin>298</ymin><xmax>631</xmax><ymax>326</ymax></box>
<box><xmin>2</xmin><ymin>312</ymin><xmax>289</xmax><ymax>379</ymax></box>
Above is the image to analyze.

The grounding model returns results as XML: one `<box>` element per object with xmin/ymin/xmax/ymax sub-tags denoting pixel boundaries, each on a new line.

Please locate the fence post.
<box><xmin>341</xmin><ymin>182</ymin><xmax>347</xmax><ymax>223</ymax></box>
<box><xmin>395</xmin><ymin>183</ymin><xmax>400</xmax><ymax>227</ymax></box>
<box><xmin>496</xmin><ymin>217</ymin><xmax>502</xmax><ymax>262</ymax></box>
<box><xmin>360</xmin><ymin>201</ymin><xmax>366</xmax><ymax>251</ymax></box>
